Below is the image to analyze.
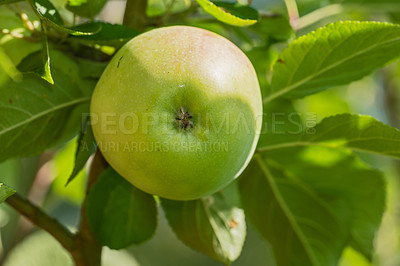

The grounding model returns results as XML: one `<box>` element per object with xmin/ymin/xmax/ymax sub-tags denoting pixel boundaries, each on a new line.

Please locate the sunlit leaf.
<box><xmin>266</xmin><ymin>21</ymin><xmax>400</xmax><ymax>101</ymax></box>
<box><xmin>196</xmin><ymin>0</ymin><xmax>259</xmax><ymax>27</ymax></box>
<box><xmin>258</xmin><ymin>114</ymin><xmax>400</xmax><ymax>159</ymax></box>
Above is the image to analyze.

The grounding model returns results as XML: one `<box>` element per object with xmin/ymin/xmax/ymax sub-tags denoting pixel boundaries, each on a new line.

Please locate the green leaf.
<box><xmin>28</xmin><ymin>0</ymin><xmax>101</xmax><ymax>36</ymax></box>
<box><xmin>261</xmin><ymin>146</ymin><xmax>386</xmax><ymax>260</ymax></box>
<box><xmin>239</xmin><ymin>155</ymin><xmax>349</xmax><ymax>266</ymax></box>
<box><xmin>249</xmin><ymin>15</ymin><xmax>293</xmax><ymax>43</ymax></box>
<box><xmin>66</xmin><ymin>115</ymin><xmax>95</xmax><ymax>186</ymax></box>
<box><xmin>0</xmin><ymin>183</ymin><xmax>15</xmax><ymax>203</ymax></box>
<box><xmin>66</xmin><ymin>0</ymin><xmax>108</xmax><ymax>19</ymax></box>
<box><xmin>257</xmin><ymin>99</ymin><xmax>304</xmax><ymax>147</ymax></box>
<box><xmin>196</xmin><ymin>0</ymin><xmax>259</xmax><ymax>27</ymax></box>
<box><xmin>18</xmin><ymin>24</ymin><xmax>53</xmax><ymax>84</ymax></box>
<box><xmin>266</xmin><ymin>21</ymin><xmax>400</xmax><ymax>101</ymax></box>
<box><xmin>86</xmin><ymin>168</ymin><xmax>157</xmax><ymax>249</ymax></box>
<box><xmin>258</xmin><ymin>114</ymin><xmax>400</xmax><ymax>159</ymax></box>
<box><xmin>0</xmin><ymin>50</ymin><xmax>96</xmax><ymax>163</ymax></box>
<box><xmin>74</xmin><ymin>57</ymin><xmax>108</xmax><ymax>79</ymax></box>
<box><xmin>70</xmin><ymin>22</ymin><xmax>139</xmax><ymax>46</ymax></box>
<box><xmin>162</xmin><ymin>189</ymin><xmax>246</xmax><ymax>265</ymax></box>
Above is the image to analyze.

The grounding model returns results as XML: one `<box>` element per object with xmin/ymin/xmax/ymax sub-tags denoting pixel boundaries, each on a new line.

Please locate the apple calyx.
<box><xmin>176</xmin><ymin>107</ymin><xmax>194</xmax><ymax>130</ymax></box>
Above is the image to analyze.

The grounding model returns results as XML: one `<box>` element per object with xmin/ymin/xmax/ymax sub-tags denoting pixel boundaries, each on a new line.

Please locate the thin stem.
<box><xmin>298</xmin><ymin>4</ymin><xmax>344</xmax><ymax>29</ymax></box>
<box><xmin>298</xmin><ymin>3</ymin><xmax>400</xmax><ymax>30</ymax></box>
<box><xmin>5</xmin><ymin>193</ymin><xmax>76</xmax><ymax>251</ymax></box>
<box><xmin>123</xmin><ymin>0</ymin><xmax>148</xmax><ymax>30</ymax></box>
<box><xmin>284</xmin><ymin>0</ymin><xmax>300</xmax><ymax>31</ymax></box>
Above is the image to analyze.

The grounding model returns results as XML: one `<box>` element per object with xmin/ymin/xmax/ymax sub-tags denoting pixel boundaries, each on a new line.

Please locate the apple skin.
<box><xmin>90</xmin><ymin>26</ymin><xmax>262</xmax><ymax>200</ymax></box>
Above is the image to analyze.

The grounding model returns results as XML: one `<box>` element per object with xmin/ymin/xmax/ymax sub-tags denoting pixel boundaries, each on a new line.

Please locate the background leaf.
<box><xmin>0</xmin><ymin>50</ymin><xmax>95</xmax><ymax>163</ymax></box>
<box><xmin>196</xmin><ymin>0</ymin><xmax>259</xmax><ymax>27</ymax></box>
<box><xmin>86</xmin><ymin>168</ymin><xmax>157</xmax><ymax>249</ymax></box>
<box><xmin>258</xmin><ymin>114</ymin><xmax>400</xmax><ymax>159</ymax></box>
<box><xmin>261</xmin><ymin>146</ymin><xmax>386</xmax><ymax>259</ymax></box>
<box><xmin>239</xmin><ymin>155</ymin><xmax>349</xmax><ymax>266</ymax></box>
<box><xmin>51</xmin><ymin>139</ymin><xmax>87</xmax><ymax>205</ymax></box>
<box><xmin>162</xmin><ymin>188</ymin><xmax>246</xmax><ymax>265</ymax></box>
<box><xmin>74</xmin><ymin>57</ymin><xmax>108</xmax><ymax>79</ymax></box>
<box><xmin>0</xmin><ymin>47</ymin><xmax>21</xmax><ymax>84</ymax></box>
<box><xmin>66</xmin><ymin>0</ymin><xmax>108</xmax><ymax>20</ymax></box>
<box><xmin>70</xmin><ymin>22</ymin><xmax>139</xmax><ymax>46</ymax></box>
<box><xmin>266</xmin><ymin>21</ymin><xmax>400</xmax><ymax>101</ymax></box>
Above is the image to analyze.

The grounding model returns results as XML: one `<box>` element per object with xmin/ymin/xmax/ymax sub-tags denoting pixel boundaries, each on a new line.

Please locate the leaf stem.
<box><xmin>298</xmin><ymin>4</ymin><xmax>344</xmax><ymax>29</ymax></box>
<box><xmin>284</xmin><ymin>0</ymin><xmax>300</xmax><ymax>30</ymax></box>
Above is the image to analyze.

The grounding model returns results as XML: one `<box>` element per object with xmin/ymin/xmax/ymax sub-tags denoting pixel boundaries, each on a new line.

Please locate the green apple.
<box><xmin>90</xmin><ymin>26</ymin><xmax>262</xmax><ymax>200</ymax></box>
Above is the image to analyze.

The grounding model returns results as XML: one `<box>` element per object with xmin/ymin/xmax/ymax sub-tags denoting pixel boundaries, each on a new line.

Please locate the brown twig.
<box><xmin>74</xmin><ymin>149</ymin><xmax>107</xmax><ymax>266</ymax></box>
<box><xmin>5</xmin><ymin>150</ymin><xmax>107</xmax><ymax>266</ymax></box>
<box><xmin>5</xmin><ymin>193</ymin><xmax>76</xmax><ymax>252</ymax></box>
<box><xmin>123</xmin><ymin>0</ymin><xmax>148</xmax><ymax>30</ymax></box>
